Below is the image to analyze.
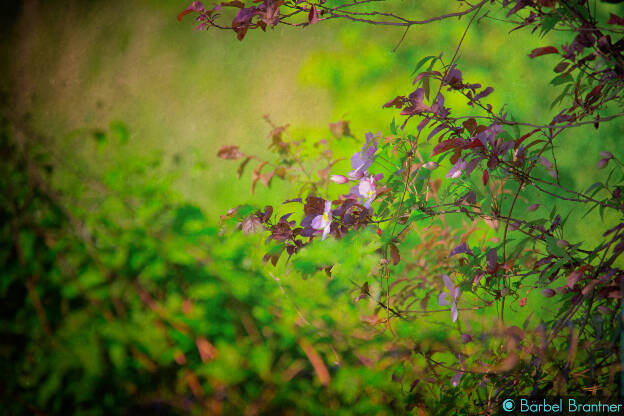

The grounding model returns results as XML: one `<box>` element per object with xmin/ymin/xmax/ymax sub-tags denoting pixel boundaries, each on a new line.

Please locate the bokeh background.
<box><xmin>1</xmin><ymin>0</ymin><xmax>622</xmax><ymax>414</ymax></box>
<box><xmin>3</xmin><ymin>1</ymin><xmax>621</xmax><ymax>234</ymax></box>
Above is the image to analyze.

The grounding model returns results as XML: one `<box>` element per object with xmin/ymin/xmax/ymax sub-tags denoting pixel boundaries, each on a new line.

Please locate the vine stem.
<box><xmin>500</xmin><ymin>127</ymin><xmax>563</xmax><ymax>323</ymax></box>
<box><xmin>380</xmin><ymin>1</ymin><xmax>485</xmax><ymax>334</ymax></box>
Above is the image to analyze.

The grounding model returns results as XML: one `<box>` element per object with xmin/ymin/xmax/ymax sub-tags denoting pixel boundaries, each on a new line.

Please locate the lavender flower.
<box><xmin>348</xmin><ymin>133</ymin><xmax>378</xmax><ymax>180</ymax></box>
<box><xmin>350</xmin><ymin>174</ymin><xmax>383</xmax><ymax>208</ymax></box>
<box><xmin>311</xmin><ymin>200</ymin><xmax>332</xmax><ymax>240</ymax></box>
<box><xmin>438</xmin><ymin>274</ymin><xmax>459</xmax><ymax>322</ymax></box>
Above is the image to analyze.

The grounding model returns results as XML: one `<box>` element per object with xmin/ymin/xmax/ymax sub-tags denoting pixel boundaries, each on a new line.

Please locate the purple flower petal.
<box><xmin>438</xmin><ymin>292</ymin><xmax>449</xmax><ymax>306</ymax></box>
<box><xmin>311</xmin><ymin>215</ymin><xmax>324</xmax><ymax>230</ymax></box>
<box><xmin>442</xmin><ymin>274</ymin><xmax>455</xmax><ymax>293</ymax></box>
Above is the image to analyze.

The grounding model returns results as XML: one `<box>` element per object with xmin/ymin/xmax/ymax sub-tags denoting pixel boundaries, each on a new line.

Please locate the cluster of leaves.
<box><xmin>201</xmin><ymin>0</ymin><xmax>624</xmax><ymax>413</ymax></box>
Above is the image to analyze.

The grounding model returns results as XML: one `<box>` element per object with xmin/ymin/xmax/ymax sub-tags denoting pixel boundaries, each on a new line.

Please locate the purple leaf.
<box><xmin>427</xmin><ymin>124</ymin><xmax>446</xmax><ymax>142</ymax></box>
<box><xmin>449</xmin><ymin>242</ymin><xmax>473</xmax><ymax>257</ymax></box>
<box><xmin>417</xmin><ymin>117</ymin><xmax>431</xmax><ymax>132</ymax></box>
<box><xmin>486</xmin><ymin>248</ymin><xmax>497</xmax><ymax>273</ymax></box>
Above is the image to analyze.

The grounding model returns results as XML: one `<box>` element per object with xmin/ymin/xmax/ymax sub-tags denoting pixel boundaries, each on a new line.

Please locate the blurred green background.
<box><xmin>3</xmin><ymin>1</ymin><xmax>621</xmax><ymax>233</ymax></box>
<box><xmin>1</xmin><ymin>0</ymin><xmax>622</xmax><ymax>414</ymax></box>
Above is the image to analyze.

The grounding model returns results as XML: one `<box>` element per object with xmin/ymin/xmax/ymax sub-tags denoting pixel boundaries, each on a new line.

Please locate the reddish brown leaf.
<box><xmin>514</xmin><ymin>128</ymin><xmax>540</xmax><ymax>149</ymax></box>
<box><xmin>383</xmin><ymin>96</ymin><xmax>406</xmax><ymax>109</ymax></box>
<box><xmin>581</xmin><ymin>280</ymin><xmax>599</xmax><ymax>296</ymax></box>
<box><xmin>607</xmin><ymin>13</ymin><xmax>624</xmax><ymax>26</ymax></box>
<box><xmin>389</xmin><ymin>243</ymin><xmax>400</xmax><ymax>265</ymax></box>
<box><xmin>567</xmin><ymin>270</ymin><xmax>583</xmax><ymax>289</ymax></box>
<box><xmin>177</xmin><ymin>9</ymin><xmax>194</xmax><ymax>22</ymax></box>
<box><xmin>237</xmin><ymin>156</ymin><xmax>252</xmax><ymax>178</ymax></box>
<box><xmin>304</xmin><ymin>196</ymin><xmax>325</xmax><ymax>216</ymax></box>
<box><xmin>462</xmin><ymin>118</ymin><xmax>478</xmax><ymax>135</ymax></box>
<box><xmin>464</xmin><ymin>138</ymin><xmax>485</xmax><ymax>149</ymax></box>
<box><xmin>474</xmin><ymin>125</ymin><xmax>489</xmax><ymax>135</ymax></box>
<box><xmin>528</xmin><ymin>46</ymin><xmax>559</xmax><ymax>58</ymax></box>
<box><xmin>260</xmin><ymin>171</ymin><xmax>274</xmax><ymax>187</ymax></box>
<box><xmin>308</xmin><ymin>5</ymin><xmax>319</xmax><ymax>24</ymax></box>
<box><xmin>431</xmin><ymin>138</ymin><xmax>467</xmax><ymax>156</ymax></box>
<box><xmin>196</xmin><ymin>337</ymin><xmax>218</xmax><ymax>362</ymax></box>
<box><xmin>449</xmin><ymin>149</ymin><xmax>462</xmax><ymax>164</ymax></box>
<box><xmin>235</xmin><ymin>25</ymin><xmax>249</xmax><ymax>41</ymax></box>
<box><xmin>585</xmin><ymin>84</ymin><xmax>604</xmax><ymax>103</ymax></box>
<box><xmin>251</xmin><ymin>161</ymin><xmax>268</xmax><ymax>194</ymax></box>
<box><xmin>223</xmin><ymin>0</ymin><xmax>245</xmax><ymax>7</ymax></box>
<box><xmin>553</xmin><ymin>62</ymin><xmax>569</xmax><ymax>73</ymax></box>
<box><xmin>185</xmin><ymin>370</ymin><xmax>203</xmax><ymax>399</ymax></box>
<box><xmin>329</xmin><ymin>120</ymin><xmax>352</xmax><ymax>138</ymax></box>
<box><xmin>298</xmin><ymin>338</ymin><xmax>330</xmax><ymax>386</ymax></box>
<box><xmin>217</xmin><ymin>145</ymin><xmax>244</xmax><ymax>160</ymax></box>
<box><xmin>482</xmin><ymin>169</ymin><xmax>489</xmax><ymax>186</ymax></box>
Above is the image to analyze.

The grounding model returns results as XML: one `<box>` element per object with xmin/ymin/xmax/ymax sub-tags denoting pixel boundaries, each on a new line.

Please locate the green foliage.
<box><xmin>4</xmin><ymin>0</ymin><xmax>624</xmax><ymax>414</ymax></box>
<box><xmin>0</xmin><ymin>120</ymin><xmax>416</xmax><ymax>415</ymax></box>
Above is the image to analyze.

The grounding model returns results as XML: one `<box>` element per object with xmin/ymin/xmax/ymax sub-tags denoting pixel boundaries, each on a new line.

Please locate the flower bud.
<box><xmin>330</xmin><ymin>175</ymin><xmax>349</xmax><ymax>184</ymax></box>
<box><xmin>597</xmin><ymin>158</ymin><xmax>609</xmax><ymax>169</ymax></box>
<box><xmin>348</xmin><ymin>170</ymin><xmax>364</xmax><ymax>180</ymax></box>
<box><xmin>541</xmin><ymin>288</ymin><xmax>556</xmax><ymax>298</ymax></box>
<box><xmin>422</xmin><ymin>161</ymin><xmax>439</xmax><ymax>170</ymax></box>
<box><xmin>599</xmin><ymin>151</ymin><xmax>613</xmax><ymax>160</ymax></box>
<box><xmin>556</xmin><ymin>239</ymin><xmax>570</xmax><ymax>248</ymax></box>
<box><xmin>527</xmin><ymin>203</ymin><xmax>539</xmax><ymax>212</ymax></box>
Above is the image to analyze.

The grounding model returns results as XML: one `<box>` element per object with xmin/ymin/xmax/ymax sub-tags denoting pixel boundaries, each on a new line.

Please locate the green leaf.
<box><xmin>585</xmin><ymin>182</ymin><xmax>603</xmax><ymax>194</ymax></box>
<box><xmin>551</xmin><ymin>84</ymin><xmax>572</xmax><ymax>109</ymax></box>
<box><xmin>411</xmin><ymin>55</ymin><xmax>436</xmax><ymax>76</ymax></box>
<box><xmin>545</xmin><ymin>236</ymin><xmax>569</xmax><ymax>260</ymax></box>
<box><xmin>540</xmin><ymin>14</ymin><xmax>560</xmax><ymax>37</ymax></box>
<box><xmin>550</xmin><ymin>73</ymin><xmax>573</xmax><ymax>86</ymax></box>
<box><xmin>549</xmin><ymin>204</ymin><xmax>557</xmax><ymax>220</ymax></box>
